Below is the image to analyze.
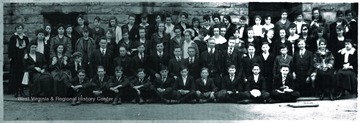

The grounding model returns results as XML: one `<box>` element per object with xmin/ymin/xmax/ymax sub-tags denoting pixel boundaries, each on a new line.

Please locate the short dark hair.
<box><xmin>78</xmin><ymin>69</ymin><xmax>86</xmax><ymax>75</ymax></box>
<box><xmin>115</xmin><ymin>66</ymin><xmax>123</xmax><ymax>72</ymax></box>
<box><xmin>94</xmin><ymin>16</ymin><xmax>101</xmax><ymax>21</ymax></box>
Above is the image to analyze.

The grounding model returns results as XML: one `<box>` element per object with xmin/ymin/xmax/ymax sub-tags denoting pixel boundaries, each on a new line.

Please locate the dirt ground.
<box><xmin>2</xmin><ymin>94</ymin><xmax>358</xmax><ymax>122</ymax></box>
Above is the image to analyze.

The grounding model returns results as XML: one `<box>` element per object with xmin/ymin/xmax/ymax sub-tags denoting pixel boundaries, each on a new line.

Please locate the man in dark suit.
<box><xmin>172</xmin><ymin>66</ymin><xmax>197</xmax><ymax>103</ymax></box>
<box><xmin>293</xmin><ymin>39</ymin><xmax>314</xmax><ymax>96</ymax></box>
<box><xmin>113</xmin><ymin>46</ymin><xmax>134</xmax><ymax>79</ymax></box>
<box><xmin>243</xmin><ymin>44</ymin><xmax>263</xmax><ymax>81</ymax></box>
<box><xmin>86</xmin><ymin>66</ymin><xmax>113</xmax><ymax>103</ymax></box>
<box><xmin>223</xmin><ymin>37</ymin><xmax>243</xmax><ymax>77</ymax></box>
<box><xmin>273</xmin><ymin>44</ymin><xmax>293</xmax><ymax>77</ymax></box>
<box><xmin>243</xmin><ymin>64</ymin><xmax>270</xmax><ymax>103</ymax></box>
<box><xmin>183</xmin><ymin>47</ymin><xmax>201</xmax><ymax>80</ymax></box>
<box><xmin>129</xmin><ymin>68</ymin><xmax>154</xmax><ymax>104</ymax></box>
<box><xmin>65</xmin><ymin>69</ymin><xmax>91</xmax><ymax>106</ymax></box>
<box><xmin>121</xmin><ymin>14</ymin><xmax>139</xmax><ymax>41</ymax></box>
<box><xmin>271</xmin><ymin>65</ymin><xmax>300</xmax><ymax>102</ymax></box>
<box><xmin>69</xmin><ymin>52</ymin><xmax>87</xmax><ymax>78</ymax></box>
<box><xmin>153</xmin><ymin>66</ymin><xmax>175</xmax><ymax>103</ymax></box>
<box><xmin>107</xmin><ymin>66</ymin><xmax>130</xmax><ymax>105</ymax></box>
<box><xmin>195</xmin><ymin>68</ymin><xmax>218</xmax><ymax>103</ymax></box>
<box><xmin>168</xmin><ymin>47</ymin><xmax>184</xmax><ymax>80</ymax></box>
<box><xmin>89</xmin><ymin>38</ymin><xmax>114</xmax><ymax>76</ymax></box>
<box><xmin>149</xmin><ymin>42</ymin><xmax>170</xmax><ymax>81</ymax></box>
<box><xmin>131</xmin><ymin>42</ymin><xmax>150</xmax><ymax>78</ymax></box>
<box><xmin>260</xmin><ymin>42</ymin><xmax>276</xmax><ymax>91</ymax></box>
<box><xmin>200</xmin><ymin>37</ymin><xmax>223</xmax><ymax>88</ymax></box>
<box><xmin>215</xmin><ymin>65</ymin><xmax>246</xmax><ymax>103</ymax></box>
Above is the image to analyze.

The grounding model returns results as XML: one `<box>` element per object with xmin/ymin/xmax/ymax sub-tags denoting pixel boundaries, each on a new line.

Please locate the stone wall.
<box><xmin>2</xmin><ymin>2</ymin><xmax>249</xmax><ymax>72</ymax></box>
<box><xmin>2</xmin><ymin>2</ymin><xmax>356</xmax><ymax>74</ymax></box>
<box><xmin>302</xmin><ymin>3</ymin><xmax>352</xmax><ymax>25</ymax></box>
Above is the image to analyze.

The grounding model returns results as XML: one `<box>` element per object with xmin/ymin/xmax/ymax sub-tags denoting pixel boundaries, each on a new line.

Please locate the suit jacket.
<box><xmin>183</xmin><ymin>56</ymin><xmax>201</xmax><ymax>79</ymax></box>
<box><xmin>65</xmin><ymin>77</ymin><xmax>91</xmax><ymax>88</ymax></box>
<box><xmin>75</xmin><ymin>37</ymin><xmax>96</xmax><ymax>64</ymax></box>
<box><xmin>195</xmin><ymin>78</ymin><xmax>218</xmax><ymax>93</ymax></box>
<box><xmin>173</xmin><ymin>76</ymin><xmax>196</xmax><ymax>91</ymax></box>
<box><xmin>89</xmin><ymin>49</ymin><xmax>114</xmax><ymax>76</ymax></box>
<box><xmin>113</xmin><ymin>56</ymin><xmax>133</xmax><ymax>77</ymax></box>
<box><xmin>168</xmin><ymin>58</ymin><xmax>184</xmax><ymax>78</ymax></box>
<box><xmin>242</xmin><ymin>54</ymin><xmax>263</xmax><ymax>79</ymax></box>
<box><xmin>132</xmin><ymin>53</ymin><xmax>150</xmax><ymax>74</ymax></box>
<box><xmin>169</xmin><ymin>37</ymin><xmax>183</xmax><ymax>58</ymax></box>
<box><xmin>273</xmin><ymin>55</ymin><xmax>293</xmax><ymax>77</ymax></box>
<box><xmin>260</xmin><ymin>53</ymin><xmax>276</xmax><ymax>78</ymax></box>
<box><xmin>108</xmin><ymin>75</ymin><xmax>130</xmax><ymax>88</ymax></box>
<box><xmin>273</xmin><ymin>39</ymin><xmax>293</xmax><ymax>56</ymax></box>
<box><xmin>153</xmin><ymin>76</ymin><xmax>174</xmax><ymax>90</ymax></box>
<box><xmin>150</xmin><ymin>32</ymin><xmax>171</xmax><ymax>53</ymax></box>
<box><xmin>89</xmin><ymin>75</ymin><xmax>111</xmax><ymax>91</ymax></box>
<box><xmin>121</xmin><ymin>23</ymin><xmax>139</xmax><ymax>41</ymax></box>
<box><xmin>273</xmin><ymin>74</ymin><xmax>296</xmax><ymax>91</ymax></box>
<box><xmin>130</xmin><ymin>77</ymin><xmax>152</xmax><ymax>90</ymax></box>
<box><xmin>222</xmin><ymin>48</ymin><xmax>243</xmax><ymax>76</ymax></box>
<box><xmin>293</xmin><ymin>50</ymin><xmax>314</xmax><ymax>76</ymax></box>
<box><xmin>50</xmin><ymin>35</ymin><xmax>72</xmax><ymax>58</ymax></box>
<box><xmin>200</xmin><ymin>48</ymin><xmax>223</xmax><ymax>75</ymax></box>
<box><xmin>220</xmin><ymin>75</ymin><xmax>244</xmax><ymax>92</ymax></box>
<box><xmin>149</xmin><ymin>51</ymin><xmax>171</xmax><ymax>77</ymax></box>
<box><xmin>68</xmin><ymin>61</ymin><xmax>87</xmax><ymax>78</ymax></box>
<box><xmin>245</xmin><ymin>75</ymin><xmax>267</xmax><ymax>92</ymax></box>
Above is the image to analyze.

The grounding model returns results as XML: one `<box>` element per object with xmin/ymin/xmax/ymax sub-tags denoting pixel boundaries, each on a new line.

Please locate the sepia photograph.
<box><xmin>1</xmin><ymin>0</ymin><xmax>358</xmax><ymax>122</ymax></box>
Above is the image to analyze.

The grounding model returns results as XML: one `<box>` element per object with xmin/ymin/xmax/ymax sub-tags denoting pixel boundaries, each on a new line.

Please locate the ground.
<box><xmin>2</xmin><ymin>94</ymin><xmax>358</xmax><ymax>122</ymax></box>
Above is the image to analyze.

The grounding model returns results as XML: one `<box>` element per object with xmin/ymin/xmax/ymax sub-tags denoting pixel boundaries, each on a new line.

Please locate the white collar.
<box><xmin>339</xmin><ymin>48</ymin><xmax>356</xmax><ymax>55</ymax></box>
<box><xmin>14</xmin><ymin>32</ymin><xmax>26</xmax><ymax>36</ymax></box>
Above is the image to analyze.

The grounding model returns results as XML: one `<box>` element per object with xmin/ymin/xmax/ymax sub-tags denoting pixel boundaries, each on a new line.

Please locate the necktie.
<box><xmin>230</xmin><ymin>75</ymin><xmax>234</xmax><ymax>81</ymax></box>
<box><xmin>117</xmin><ymin>77</ymin><xmax>120</xmax><ymax>82</ymax></box>
<box><xmin>228</xmin><ymin>48</ymin><xmax>232</xmax><ymax>55</ymax></box>
<box><xmin>300</xmin><ymin>51</ymin><xmax>303</xmax><ymax>58</ymax></box>
<box><xmin>162</xmin><ymin>77</ymin><xmax>166</xmax><ymax>82</ymax></box>
<box><xmin>102</xmin><ymin>49</ymin><xmax>105</xmax><ymax>55</ymax></box>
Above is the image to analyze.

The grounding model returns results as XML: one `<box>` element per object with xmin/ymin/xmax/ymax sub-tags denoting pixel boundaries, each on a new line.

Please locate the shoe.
<box><xmin>171</xmin><ymin>100</ymin><xmax>180</xmax><ymax>104</ymax></box>
<box><xmin>237</xmin><ymin>99</ymin><xmax>252</xmax><ymax>104</ymax></box>
<box><xmin>329</xmin><ymin>93</ymin><xmax>334</xmax><ymax>101</ymax></box>
<box><xmin>164</xmin><ymin>99</ymin><xmax>171</xmax><ymax>104</ymax></box>
<box><xmin>199</xmin><ymin>99</ymin><xmax>208</xmax><ymax>103</ymax></box>
<box><xmin>139</xmin><ymin>98</ymin><xmax>145</xmax><ymax>104</ymax></box>
<box><xmin>319</xmin><ymin>93</ymin><xmax>325</xmax><ymax>100</ymax></box>
<box><xmin>131</xmin><ymin>99</ymin><xmax>137</xmax><ymax>104</ymax></box>
<box><xmin>335</xmin><ymin>90</ymin><xmax>343</xmax><ymax>99</ymax></box>
<box><xmin>112</xmin><ymin>98</ymin><xmax>119</xmax><ymax>105</ymax></box>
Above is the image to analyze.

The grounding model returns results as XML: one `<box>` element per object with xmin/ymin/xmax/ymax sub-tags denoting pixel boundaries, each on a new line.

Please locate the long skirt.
<box><xmin>30</xmin><ymin>72</ymin><xmax>54</xmax><ymax>97</ymax></box>
<box><xmin>335</xmin><ymin>70</ymin><xmax>358</xmax><ymax>93</ymax></box>
<box><xmin>315</xmin><ymin>69</ymin><xmax>335</xmax><ymax>90</ymax></box>
<box><xmin>52</xmin><ymin>70</ymin><xmax>71</xmax><ymax>97</ymax></box>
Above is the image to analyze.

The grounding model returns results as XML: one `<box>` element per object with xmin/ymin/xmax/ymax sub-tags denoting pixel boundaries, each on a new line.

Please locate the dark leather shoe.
<box><xmin>139</xmin><ymin>98</ymin><xmax>145</xmax><ymax>104</ymax></box>
<box><xmin>329</xmin><ymin>93</ymin><xmax>334</xmax><ymax>101</ymax></box>
<box><xmin>319</xmin><ymin>93</ymin><xmax>325</xmax><ymax>100</ymax></box>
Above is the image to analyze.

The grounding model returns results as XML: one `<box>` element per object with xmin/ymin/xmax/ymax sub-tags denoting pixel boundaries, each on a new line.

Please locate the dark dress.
<box><xmin>8</xmin><ymin>33</ymin><xmax>29</xmax><ymax>94</ymax></box>
<box><xmin>49</xmin><ymin>55</ymin><xmax>72</xmax><ymax>97</ymax></box>
<box><xmin>23</xmin><ymin>52</ymin><xmax>54</xmax><ymax>98</ymax></box>
<box><xmin>335</xmin><ymin>48</ymin><xmax>357</xmax><ymax>94</ymax></box>
<box><xmin>313</xmin><ymin>49</ymin><xmax>335</xmax><ymax>90</ymax></box>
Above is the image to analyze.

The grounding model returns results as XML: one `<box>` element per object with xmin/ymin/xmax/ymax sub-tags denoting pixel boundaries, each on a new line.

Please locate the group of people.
<box><xmin>7</xmin><ymin>7</ymin><xmax>358</xmax><ymax>106</ymax></box>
